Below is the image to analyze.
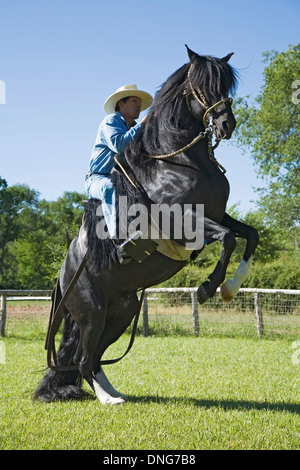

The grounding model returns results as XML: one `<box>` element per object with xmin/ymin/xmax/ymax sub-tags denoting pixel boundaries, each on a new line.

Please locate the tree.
<box><xmin>0</xmin><ymin>177</ymin><xmax>39</xmax><ymax>283</ymax></box>
<box><xmin>39</xmin><ymin>191</ymin><xmax>85</xmax><ymax>284</ymax></box>
<box><xmin>11</xmin><ymin>191</ymin><xmax>85</xmax><ymax>289</ymax></box>
<box><xmin>0</xmin><ymin>176</ymin><xmax>85</xmax><ymax>288</ymax></box>
<box><xmin>233</xmin><ymin>44</ymin><xmax>300</xmax><ymax>249</ymax></box>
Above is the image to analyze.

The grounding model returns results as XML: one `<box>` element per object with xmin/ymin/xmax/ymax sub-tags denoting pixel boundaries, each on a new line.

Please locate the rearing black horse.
<box><xmin>35</xmin><ymin>46</ymin><xmax>259</xmax><ymax>405</ymax></box>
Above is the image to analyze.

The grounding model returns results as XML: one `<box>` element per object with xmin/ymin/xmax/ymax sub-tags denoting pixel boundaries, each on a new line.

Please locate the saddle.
<box><xmin>82</xmin><ymin>198</ymin><xmax>192</xmax><ymax>264</ymax></box>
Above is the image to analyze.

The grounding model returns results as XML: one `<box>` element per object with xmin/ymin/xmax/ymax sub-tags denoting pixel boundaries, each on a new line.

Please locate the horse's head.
<box><xmin>185</xmin><ymin>46</ymin><xmax>237</xmax><ymax>140</ymax></box>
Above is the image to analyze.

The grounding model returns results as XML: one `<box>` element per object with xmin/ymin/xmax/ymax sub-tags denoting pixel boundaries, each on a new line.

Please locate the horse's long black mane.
<box><xmin>127</xmin><ymin>53</ymin><xmax>238</xmax><ymax>162</ymax></box>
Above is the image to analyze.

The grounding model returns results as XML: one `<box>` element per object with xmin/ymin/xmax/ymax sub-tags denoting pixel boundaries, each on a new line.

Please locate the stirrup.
<box><xmin>117</xmin><ymin>231</ymin><xmax>158</xmax><ymax>264</ymax></box>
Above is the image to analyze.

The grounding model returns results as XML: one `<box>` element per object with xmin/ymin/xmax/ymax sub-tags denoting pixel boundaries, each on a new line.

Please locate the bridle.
<box><xmin>185</xmin><ymin>64</ymin><xmax>233</xmax><ymax>129</ymax></box>
<box><xmin>114</xmin><ymin>65</ymin><xmax>234</xmax><ymax>187</ymax></box>
<box><xmin>151</xmin><ymin>64</ymin><xmax>233</xmax><ymax>173</ymax></box>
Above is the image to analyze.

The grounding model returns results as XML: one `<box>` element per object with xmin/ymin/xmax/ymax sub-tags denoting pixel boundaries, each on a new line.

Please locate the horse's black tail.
<box><xmin>34</xmin><ymin>310</ymin><xmax>91</xmax><ymax>402</ymax></box>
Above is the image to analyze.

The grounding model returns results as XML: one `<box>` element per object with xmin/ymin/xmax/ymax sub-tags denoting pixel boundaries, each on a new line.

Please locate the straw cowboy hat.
<box><xmin>104</xmin><ymin>84</ymin><xmax>153</xmax><ymax>114</ymax></box>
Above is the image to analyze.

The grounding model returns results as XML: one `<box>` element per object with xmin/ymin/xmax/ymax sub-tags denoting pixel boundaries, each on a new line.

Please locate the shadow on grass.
<box><xmin>127</xmin><ymin>395</ymin><xmax>300</xmax><ymax>415</ymax></box>
<box><xmin>31</xmin><ymin>390</ymin><xmax>300</xmax><ymax>414</ymax></box>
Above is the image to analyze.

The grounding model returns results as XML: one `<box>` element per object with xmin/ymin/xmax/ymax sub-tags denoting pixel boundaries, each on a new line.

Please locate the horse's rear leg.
<box><xmin>92</xmin><ymin>292</ymin><xmax>140</xmax><ymax>403</ymax></box>
<box><xmin>94</xmin><ymin>368</ymin><xmax>128</xmax><ymax>401</ymax></box>
<box><xmin>78</xmin><ymin>311</ymin><xmax>126</xmax><ymax>405</ymax></box>
<box><xmin>92</xmin><ymin>376</ymin><xmax>126</xmax><ymax>405</ymax></box>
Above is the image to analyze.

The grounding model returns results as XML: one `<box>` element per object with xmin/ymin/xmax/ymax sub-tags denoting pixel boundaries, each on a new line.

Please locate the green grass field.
<box><xmin>1</xmin><ymin>313</ymin><xmax>300</xmax><ymax>450</ymax></box>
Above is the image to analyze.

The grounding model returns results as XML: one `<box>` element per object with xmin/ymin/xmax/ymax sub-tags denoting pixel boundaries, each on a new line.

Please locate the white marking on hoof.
<box><xmin>93</xmin><ymin>379</ymin><xmax>126</xmax><ymax>405</ymax></box>
<box><xmin>221</xmin><ymin>280</ymin><xmax>236</xmax><ymax>302</ymax></box>
<box><xmin>95</xmin><ymin>369</ymin><xmax>128</xmax><ymax>401</ymax></box>
<box><xmin>221</xmin><ymin>256</ymin><xmax>252</xmax><ymax>302</ymax></box>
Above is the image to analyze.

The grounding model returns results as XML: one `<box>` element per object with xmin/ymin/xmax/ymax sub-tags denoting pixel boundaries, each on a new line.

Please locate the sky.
<box><xmin>0</xmin><ymin>0</ymin><xmax>299</xmax><ymax>214</ymax></box>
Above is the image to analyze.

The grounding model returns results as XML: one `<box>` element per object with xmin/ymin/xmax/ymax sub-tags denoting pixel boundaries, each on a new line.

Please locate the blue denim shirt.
<box><xmin>88</xmin><ymin>112</ymin><xmax>143</xmax><ymax>174</ymax></box>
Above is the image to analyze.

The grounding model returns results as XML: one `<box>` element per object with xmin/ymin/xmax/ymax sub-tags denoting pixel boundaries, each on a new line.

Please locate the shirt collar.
<box><xmin>116</xmin><ymin>111</ymin><xmax>137</xmax><ymax>128</ymax></box>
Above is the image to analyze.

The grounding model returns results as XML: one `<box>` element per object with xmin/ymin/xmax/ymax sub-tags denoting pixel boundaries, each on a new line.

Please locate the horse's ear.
<box><xmin>221</xmin><ymin>52</ymin><xmax>234</xmax><ymax>62</ymax></box>
<box><xmin>185</xmin><ymin>44</ymin><xmax>198</xmax><ymax>62</ymax></box>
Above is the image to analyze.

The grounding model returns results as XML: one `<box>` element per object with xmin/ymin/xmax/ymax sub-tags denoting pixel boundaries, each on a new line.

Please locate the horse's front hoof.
<box><xmin>197</xmin><ymin>283</ymin><xmax>210</xmax><ymax>304</ymax></box>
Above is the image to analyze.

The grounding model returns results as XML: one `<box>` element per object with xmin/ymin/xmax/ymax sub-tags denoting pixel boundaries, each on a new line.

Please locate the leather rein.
<box><xmin>115</xmin><ymin>65</ymin><xmax>233</xmax><ymax>183</ymax></box>
<box><xmin>150</xmin><ymin>64</ymin><xmax>233</xmax><ymax>173</ymax></box>
<box><xmin>45</xmin><ymin>66</ymin><xmax>234</xmax><ymax>372</ymax></box>
<box><xmin>114</xmin><ymin>68</ymin><xmax>233</xmax><ymax>188</ymax></box>
<box><xmin>45</xmin><ymin>253</ymin><xmax>145</xmax><ymax>372</ymax></box>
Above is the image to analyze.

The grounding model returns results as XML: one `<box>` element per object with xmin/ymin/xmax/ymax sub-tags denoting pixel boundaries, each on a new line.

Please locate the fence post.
<box><xmin>0</xmin><ymin>295</ymin><xmax>7</xmax><ymax>337</ymax></box>
<box><xmin>191</xmin><ymin>291</ymin><xmax>199</xmax><ymax>337</ymax></box>
<box><xmin>142</xmin><ymin>292</ymin><xmax>149</xmax><ymax>337</ymax></box>
<box><xmin>254</xmin><ymin>292</ymin><xmax>264</xmax><ymax>338</ymax></box>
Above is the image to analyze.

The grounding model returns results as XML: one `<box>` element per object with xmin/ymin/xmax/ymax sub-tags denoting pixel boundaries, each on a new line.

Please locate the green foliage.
<box><xmin>233</xmin><ymin>43</ymin><xmax>300</xmax><ymax>234</ymax></box>
<box><xmin>10</xmin><ymin>237</ymin><xmax>53</xmax><ymax>289</ymax></box>
<box><xmin>243</xmin><ymin>254</ymin><xmax>300</xmax><ymax>290</ymax></box>
<box><xmin>0</xmin><ymin>178</ymin><xmax>85</xmax><ymax>289</ymax></box>
<box><xmin>47</xmin><ymin>220</ymin><xmax>81</xmax><ymax>281</ymax></box>
<box><xmin>0</xmin><ymin>179</ymin><xmax>39</xmax><ymax>271</ymax></box>
<box><xmin>220</xmin><ymin>43</ymin><xmax>300</xmax><ymax>289</ymax></box>
<box><xmin>234</xmin><ymin>44</ymin><xmax>300</xmax><ymax>177</ymax></box>
<box><xmin>0</xmin><ymin>46</ymin><xmax>299</xmax><ymax>291</ymax></box>
<box><xmin>1</xmin><ymin>173</ymin><xmax>297</xmax><ymax>290</ymax></box>
<box><xmin>159</xmin><ymin>201</ymin><xmax>299</xmax><ymax>290</ymax></box>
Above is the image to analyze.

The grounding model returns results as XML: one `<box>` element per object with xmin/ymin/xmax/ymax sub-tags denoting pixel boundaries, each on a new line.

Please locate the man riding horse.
<box><xmin>35</xmin><ymin>47</ymin><xmax>259</xmax><ymax>405</ymax></box>
<box><xmin>85</xmin><ymin>84</ymin><xmax>153</xmax><ymax>262</ymax></box>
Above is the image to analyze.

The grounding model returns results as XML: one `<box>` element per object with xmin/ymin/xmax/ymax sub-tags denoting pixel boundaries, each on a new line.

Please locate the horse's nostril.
<box><xmin>223</xmin><ymin>121</ymin><xmax>229</xmax><ymax>132</ymax></box>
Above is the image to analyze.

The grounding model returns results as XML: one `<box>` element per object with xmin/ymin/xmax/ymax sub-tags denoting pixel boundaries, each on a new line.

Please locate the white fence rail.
<box><xmin>1</xmin><ymin>288</ymin><xmax>300</xmax><ymax>338</ymax></box>
<box><xmin>0</xmin><ymin>290</ymin><xmax>51</xmax><ymax>336</ymax></box>
<box><xmin>141</xmin><ymin>287</ymin><xmax>300</xmax><ymax>338</ymax></box>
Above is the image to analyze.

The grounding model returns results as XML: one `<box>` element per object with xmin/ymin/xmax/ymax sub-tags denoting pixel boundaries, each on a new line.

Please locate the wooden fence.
<box><xmin>0</xmin><ymin>289</ymin><xmax>51</xmax><ymax>336</ymax></box>
<box><xmin>1</xmin><ymin>288</ymin><xmax>300</xmax><ymax>339</ymax></box>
